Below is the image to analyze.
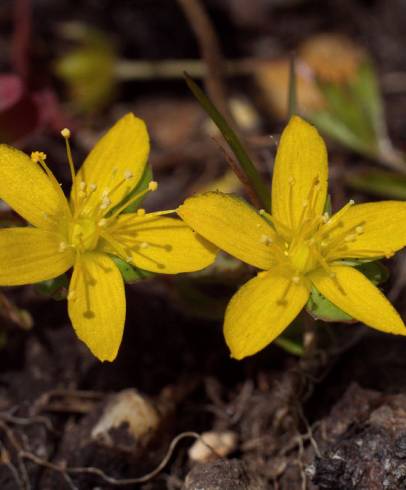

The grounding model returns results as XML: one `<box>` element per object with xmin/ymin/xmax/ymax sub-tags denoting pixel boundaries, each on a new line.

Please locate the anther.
<box><xmin>61</xmin><ymin>128</ymin><xmax>71</xmax><ymax>138</ymax></box>
<box><xmin>292</xmin><ymin>275</ymin><xmax>301</xmax><ymax>284</ymax></box>
<box><xmin>137</xmin><ymin>208</ymin><xmax>146</xmax><ymax>216</ymax></box>
<box><xmin>124</xmin><ymin>170</ymin><xmax>133</xmax><ymax>180</ymax></box>
<box><xmin>140</xmin><ymin>242</ymin><xmax>149</xmax><ymax>249</ymax></box>
<box><xmin>260</xmin><ymin>234</ymin><xmax>273</xmax><ymax>246</ymax></box>
<box><xmin>148</xmin><ymin>181</ymin><xmax>158</xmax><ymax>191</ymax></box>
<box><xmin>322</xmin><ymin>212</ymin><xmax>329</xmax><ymax>223</ymax></box>
<box><xmin>79</xmin><ymin>181</ymin><xmax>86</xmax><ymax>191</ymax></box>
<box><xmin>355</xmin><ymin>225</ymin><xmax>364</xmax><ymax>234</ymax></box>
<box><xmin>344</xmin><ymin>234</ymin><xmax>356</xmax><ymax>242</ymax></box>
<box><xmin>98</xmin><ymin>218</ymin><xmax>107</xmax><ymax>227</ymax></box>
<box><xmin>288</xmin><ymin>176</ymin><xmax>296</xmax><ymax>186</ymax></box>
<box><xmin>89</xmin><ymin>183</ymin><xmax>97</xmax><ymax>192</ymax></box>
<box><xmin>59</xmin><ymin>241</ymin><xmax>68</xmax><ymax>252</ymax></box>
<box><xmin>31</xmin><ymin>151</ymin><xmax>47</xmax><ymax>163</ymax></box>
<box><xmin>100</xmin><ymin>196</ymin><xmax>111</xmax><ymax>210</ymax></box>
<box><xmin>321</xmin><ymin>240</ymin><xmax>328</xmax><ymax>247</ymax></box>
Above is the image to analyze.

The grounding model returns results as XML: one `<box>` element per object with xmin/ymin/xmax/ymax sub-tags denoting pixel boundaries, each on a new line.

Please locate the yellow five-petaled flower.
<box><xmin>178</xmin><ymin>116</ymin><xmax>406</xmax><ymax>360</ymax></box>
<box><xmin>0</xmin><ymin>113</ymin><xmax>216</xmax><ymax>361</ymax></box>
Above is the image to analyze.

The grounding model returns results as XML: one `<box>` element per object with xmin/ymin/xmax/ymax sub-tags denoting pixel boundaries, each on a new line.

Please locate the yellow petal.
<box><xmin>178</xmin><ymin>192</ymin><xmax>276</xmax><ymax>270</ymax></box>
<box><xmin>272</xmin><ymin>116</ymin><xmax>328</xmax><ymax>231</ymax></box>
<box><xmin>310</xmin><ymin>265</ymin><xmax>406</xmax><ymax>335</ymax></box>
<box><xmin>0</xmin><ymin>145</ymin><xmax>69</xmax><ymax>229</ymax></box>
<box><xmin>224</xmin><ymin>270</ymin><xmax>310</xmax><ymax>359</ymax></box>
<box><xmin>68</xmin><ymin>253</ymin><xmax>125</xmax><ymax>362</ymax></box>
<box><xmin>103</xmin><ymin>214</ymin><xmax>217</xmax><ymax>274</ymax></box>
<box><xmin>0</xmin><ymin>228</ymin><xmax>74</xmax><ymax>285</ymax></box>
<box><xmin>71</xmin><ymin>113</ymin><xmax>149</xmax><ymax>214</ymax></box>
<box><xmin>326</xmin><ymin>201</ymin><xmax>406</xmax><ymax>260</ymax></box>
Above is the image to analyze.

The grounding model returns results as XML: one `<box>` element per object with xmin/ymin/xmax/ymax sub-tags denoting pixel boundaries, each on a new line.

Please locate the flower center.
<box><xmin>289</xmin><ymin>242</ymin><xmax>313</xmax><ymax>272</ymax></box>
<box><xmin>69</xmin><ymin>217</ymin><xmax>100</xmax><ymax>253</ymax></box>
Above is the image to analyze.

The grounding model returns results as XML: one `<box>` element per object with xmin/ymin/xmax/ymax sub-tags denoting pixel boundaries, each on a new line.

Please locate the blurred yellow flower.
<box><xmin>179</xmin><ymin>116</ymin><xmax>406</xmax><ymax>360</ymax></box>
<box><xmin>0</xmin><ymin>113</ymin><xmax>216</xmax><ymax>361</ymax></box>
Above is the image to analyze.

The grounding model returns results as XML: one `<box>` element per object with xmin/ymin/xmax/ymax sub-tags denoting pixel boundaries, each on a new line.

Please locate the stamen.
<box><xmin>325</xmin><ymin>199</ymin><xmax>355</xmax><ymax>228</ymax></box>
<box><xmin>139</xmin><ymin>242</ymin><xmax>149</xmax><ymax>249</ymax></box>
<box><xmin>137</xmin><ymin>208</ymin><xmax>146</xmax><ymax>216</ymax></box>
<box><xmin>291</xmin><ymin>275</ymin><xmax>301</xmax><ymax>284</ymax></box>
<box><xmin>355</xmin><ymin>225</ymin><xmax>364</xmax><ymax>234</ymax></box>
<box><xmin>344</xmin><ymin>234</ymin><xmax>356</xmax><ymax>242</ymax></box>
<box><xmin>108</xmin><ymin>182</ymin><xmax>159</xmax><ymax>219</ymax></box>
<box><xmin>89</xmin><ymin>183</ymin><xmax>97</xmax><ymax>192</ymax></box>
<box><xmin>60</xmin><ymin>128</ymin><xmax>77</xmax><ymax>198</ymax></box>
<box><xmin>31</xmin><ymin>151</ymin><xmax>47</xmax><ymax>163</ymax></box>
<box><xmin>277</xmin><ymin>281</ymin><xmax>293</xmax><ymax>306</ymax></box>
<box><xmin>260</xmin><ymin>234</ymin><xmax>273</xmax><ymax>246</ymax></box>
<box><xmin>100</xmin><ymin>196</ymin><xmax>111</xmax><ymax>210</ymax></box>
<box><xmin>259</xmin><ymin>209</ymin><xmax>290</xmax><ymax>235</ymax></box>
<box><xmin>98</xmin><ymin>218</ymin><xmax>107</xmax><ymax>227</ymax></box>
<box><xmin>30</xmin><ymin>150</ymin><xmax>70</xmax><ymax>216</ymax></box>
<box><xmin>123</xmin><ymin>170</ymin><xmax>133</xmax><ymax>180</ymax></box>
<box><xmin>59</xmin><ymin>241</ymin><xmax>68</xmax><ymax>252</ymax></box>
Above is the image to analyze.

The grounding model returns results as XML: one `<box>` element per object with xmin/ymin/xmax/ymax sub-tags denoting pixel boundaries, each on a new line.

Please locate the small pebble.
<box><xmin>188</xmin><ymin>431</ymin><xmax>238</xmax><ymax>463</ymax></box>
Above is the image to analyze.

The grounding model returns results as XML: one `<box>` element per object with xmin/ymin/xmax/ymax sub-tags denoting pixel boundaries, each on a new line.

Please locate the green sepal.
<box><xmin>306</xmin><ymin>286</ymin><xmax>354</xmax><ymax>323</ymax></box>
<box><xmin>35</xmin><ymin>274</ymin><xmax>69</xmax><ymax>300</ymax></box>
<box><xmin>184</xmin><ymin>72</ymin><xmax>272</xmax><ymax>211</ymax></box>
<box><xmin>306</xmin><ymin>260</ymin><xmax>388</xmax><ymax>322</ymax></box>
<box><xmin>112</xmin><ymin>256</ymin><xmax>154</xmax><ymax>284</ymax></box>
<box><xmin>323</xmin><ymin>193</ymin><xmax>332</xmax><ymax>216</ymax></box>
<box><xmin>108</xmin><ymin>163</ymin><xmax>153</xmax><ymax>216</ymax></box>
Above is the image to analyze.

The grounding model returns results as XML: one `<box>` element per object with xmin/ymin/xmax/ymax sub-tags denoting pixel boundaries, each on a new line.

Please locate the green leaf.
<box><xmin>310</xmin><ymin>110</ymin><xmax>376</xmax><ymax>157</ymax></box>
<box><xmin>274</xmin><ymin>317</ymin><xmax>305</xmax><ymax>356</ymax></box>
<box><xmin>112</xmin><ymin>256</ymin><xmax>155</xmax><ymax>284</ymax></box>
<box><xmin>350</xmin><ymin>61</ymin><xmax>385</xmax><ymax>140</ymax></box>
<box><xmin>184</xmin><ymin>72</ymin><xmax>271</xmax><ymax>211</ymax></box>
<box><xmin>346</xmin><ymin>169</ymin><xmax>406</xmax><ymax>200</ymax></box>
<box><xmin>35</xmin><ymin>274</ymin><xmax>69</xmax><ymax>300</ymax></box>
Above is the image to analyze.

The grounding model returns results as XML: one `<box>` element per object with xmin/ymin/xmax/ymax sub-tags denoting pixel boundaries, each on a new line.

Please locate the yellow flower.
<box><xmin>0</xmin><ymin>113</ymin><xmax>216</xmax><ymax>361</ymax></box>
<box><xmin>178</xmin><ymin>116</ymin><xmax>406</xmax><ymax>360</ymax></box>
